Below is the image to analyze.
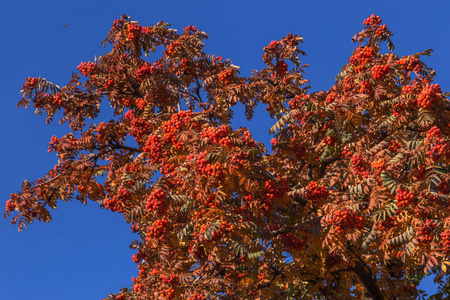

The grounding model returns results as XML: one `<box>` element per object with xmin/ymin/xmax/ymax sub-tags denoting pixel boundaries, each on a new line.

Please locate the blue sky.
<box><xmin>1</xmin><ymin>0</ymin><xmax>449</xmax><ymax>299</ymax></box>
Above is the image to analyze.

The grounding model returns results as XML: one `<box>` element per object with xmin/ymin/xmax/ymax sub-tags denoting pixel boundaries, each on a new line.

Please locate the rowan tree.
<box><xmin>6</xmin><ymin>14</ymin><xmax>450</xmax><ymax>299</ymax></box>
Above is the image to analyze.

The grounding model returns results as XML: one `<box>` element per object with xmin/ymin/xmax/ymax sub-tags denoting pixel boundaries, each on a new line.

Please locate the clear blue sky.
<box><xmin>1</xmin><ymin>0</ymin><xmax>449</xmax><ymax>299</ymax></box>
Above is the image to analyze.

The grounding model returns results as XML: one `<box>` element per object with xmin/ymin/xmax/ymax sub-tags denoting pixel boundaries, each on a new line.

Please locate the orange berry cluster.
<box><xmin>441</xmin><ymin>229</ymin><xmax>450</xmax><ymax>252</ymax></box>
<box><xmin>280</xmin><ymin>233</ymin><xmax>307</xmax><ymax>250</ymax></box>
<box><xmin>417</xmin><ymin>219</ymin><xmax>436</xmax><ymax>244</ymax></box>
<box><xmin>398</xmin><ymin>56</ymin><xmax>422</xmax><ymax>74</ymax></box>
<box><xmin>417</xmin><ymin>84</ymin><xmax>441</xmax><ymax>109</ymax></box>
<box><xmin>196</xmin><ymin>152</ymin><xmax>225</xmax><ymax>180</ymax></box>
<box><xmin>349</xmin><ymin>46</ymin><xmax>374</xmax><ymax>71</ymax></box>
<box><xmin>351</xmin><ymin>154</ymin><xmax>369</xmax><ymax>177</ymax></box>
<box><xmin>135</xmin><ymin>62</ymin><xmax>155</xmax><ymax>81</ymax></box>
<box><xmin>218</xmin><ymin>68</ymin><xmax>234</xmax><ymax>85</ymax></box>
<box><xmin>395</xmin><ymin>188</ymin><xmax>415</xmax><ymax>208</ymax></box>
<box><xmin>159</xmin><ymin>287</ymin><xmax>175</xmax><ymax>300</ymax></box>
<box><xmin>146</xmin><ymin>188</ymin><xmax>167</xmax><ymax>215</ymax></box>
<box><xmin>371</xmin><ymin>64</ymin><xmax>390</xmax><ymax>80</ymax></box>
<box><xmin>328</xmin><ymin>208</ymin><xmax>365</xmax><ymax>233</ymax></box>
<box><xmin>146</xmin><ymin>219</ymin><xmax>169</xmax><ymax>242</ymax></box>
<box><xmin>375</xmin><ymin>24</ymin><xmax>387</xmax><ymax>36</ymax></box>
<box><xmin>77</xmin><ymin>62</ymin><xmax>97</xmax><ymax>77</ymax></box>
<box><xmin>25</xmin><ymin>77</ymin><xmax>39</xmax><ymax>89</ymax></box>
<box><xmin>5</xmin><ymin>199</ymin><xmax>15</xmax><ymax>213</ymax></box>
<box><xmin>325</xmin><ymin>92</ymin><xmax>339</xmax><ymax>104</ymax></box>
<box><xmin>358</xmin><ymin>80</ymin><xmax>372</xmax><ymax>94</ymax></box>
<box><xmin>143</xmin><ymin>135</ymin><xmax>163</xmax><ymax>164</ymax></box>
<box><xmin>127</xmin><ymin>23</ymin><xmax>142</xmax><ymax>41</ymax></box>
<box><xmin>188</xmin><ymin>293</ymin><xmax>206</xmax><ymax>300</ymax></box>
<box><xmin>162</xmin><ymin>110</ymin><xmax>192</xmax><ymax>147</ymax></box>
<box><xmin>276</xmin><ymin>60</ymin><xmax>288</xmax><ymax>77</ymax></box>
<box><xmin>135</xmin><ymin>97</ymin><xmax>149</xmax><ymax>110</ymax></box>
<box><xmin>363</xmin><ymin>14</ymin><xmax>382</xmax><ymax>26</ymax></box>
<box><xmin>161</xmin><ymin>274</ymin><xmax>179</xmax><ymax>285</ymax></box>
<box><xmin>371</xmin><ymin>159</ymin><xmax>385</xmax><ymax>175</ymax></box>
<box><xmin>305</xmin><ymin>181</ymin><xmax>329</xmax><ymax>201</ymax></box>
<box><xmin>341</xmin><ymin>148</ymin><xmax>353</xmax><ymax>159</ymax></box>
<box><xmin>323</xmin><ymin>135</ymin><xmax>337</xmax><ymax>146</ymax></box>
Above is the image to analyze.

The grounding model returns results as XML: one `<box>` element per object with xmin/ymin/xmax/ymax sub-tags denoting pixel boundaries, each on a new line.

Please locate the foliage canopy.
<box><xmin>6</xmin><ymin>14</ymin><xmax>450</xmax><ymax>300</ymax></box>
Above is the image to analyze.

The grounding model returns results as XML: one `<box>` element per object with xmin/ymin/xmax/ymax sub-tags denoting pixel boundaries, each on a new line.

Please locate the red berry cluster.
<box><xmin>342</xmin><ymin>76</ymin><xmax>355</xmax><ymax>93</ymax></box>
<box><xmin>188</xmin><ymin>293</ymin><xmax>206</xmax><ymax>300</ymax></box>
<box><xmin>217</xmin><ymin>68</ymin><xmax>235</xmax><ymax>85</ymax></box>
<box><xmin>426</xmin><ymin>126</ymin><xmax>450</xmax><ymax>160</ymax></box>
<box><xmin>5</xmin><ymin>199</ymin><xmax>15</xmax><ymax>213</ymax></box>
<box><xmin>200</xmin><ymin>125</ymin><xmax>233</xmax><ymax>147</ymax></box>
<box><xmin>389</xmin><ymin>140</ymin><xmax>400</xmax><ymax>152</ymax></box>
<box><xmin>417</xmin><ymin>84</ymin><xmax>441</xmax><ymax>109</ymax></box>
<box><xmin>230</xmin><ymin>151</ymin><xmax>249</xmax><ymax>169</ymax></box>
<box><xmin>328</xmin><ymin>208</ymin><xmax>365</xmax><ymax>233</ymax></box>
<box><xmin>305</xmin><ymin>181</ymin><xmax>329</xmax><ymax>201</ymax></box>
<box><xmin>438</xmin><ymin>181</ymin><xmax>449</xmax><ymax>195</ymax></box>
<box><xmin>146</xmin><ymin>188</ymin><xmax>167</xmax><ymax>215</ymax></box>
<box><xmin>349</xmin><ymin>46</ymin><xmax>374</xmax><ymax>72</ymax></box>
<box><xmin>24</xmin><ymin>77</ymin><xmax>39</xmax><ymax>89</ymax></box>
<box><xmin>48</xmin><ymin>135</ymin><xmax>60</xmax><ymax>153</ymax></box>
<box><xmin>127</xmin><ymin>23</ymin><xmax>142</xmax><ymax>41</ymax></box>
<box><xmin>143</xmin><ymin>135</ymin><xmax>163</xmax><ymax>164</ymax></box>
<box><xmin>378</xmin><ymin>216</ymin><xmax>396</xmax><ymax>231</ymax></box>
<box><xmin>351</xmin><ymin>154</ymin><xmax>369</xmax><ymax>177</ymax></box>
<box><xmin>375</xmin><ymin>24</ymin><xmax>387</xmax><ymax>36</ymax></box>
<box><xmin>276</xmin><ymin>60</ymin><xmax>288</xmax><ymax>77</ymax></box>
<box><xmin>280</xmin><ymin>233</ymin><xmax>307</xmax><ymax>250</ymax></box>
<box><xmin>132</xmin><ymin>251</ymin><xmax>146</xmax><ymax>263</ymax></box>
<box><xmin>371</xmin><ymin>64</ymin><xmax>390</xmax><ymax>80</ymax></box>
<box><xmin>146</xmin><ymin>219</ymin><xmax>169</xmax><ymax>242</ymax></box>
<box><xmin>395</xmin><ymin>188</ymin><xmax>415</xmax><ymax>208</ymax></box>
<box><xmin>201</xmin><ymin>221</ymin><xmax>235</xmax><ymax>242</ymax></box>
<box><xmin>417</xmin><ymin>219</ymin><xmax>436</xmax><ymax>244</ymax></box>
<box><xmin>441</xmin><ymin>229</ymin><xmax>450</xmax><ymax>252</ymax></box>
<box><xmin>135</xmin><ymin>62</ymin><xmax>155</xmax><ymax>81</ymax></box>
<box><xmin>288</xmin><ymin>95</ymin><xmax>304</xmax><ymax>109</ymax></box>
<box><xmin>363</xmin><ymin>14</ymin><xmax>382</xmax><ymax>26</ymax></box>
<box><xmin>104</xmin><ymin>197</ymin><xmax>124</xmax><ymax>213</ymax></box>
<box><xmin>398</xmin><ymin>56</ymin><xmax>422</xmax><ymax>74</ymax></box>
<box><xmin>129</xmin><ymin>117</ymin><xmax>152</xmax><ymax>144</ymax></box>
<box><xmin>264</xmin><ymin>40</ymin><xmax>281</xmax><ymax>53</ymax></box>
<box><xmin>324</xmin><ymin>253</ymin><xmax>343</xmax><ymax>269</ymax></box>
<box><xmin>77</xmin><ymin>62</ymin><xmax>97</xmax><ymax>77</ymax></box>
